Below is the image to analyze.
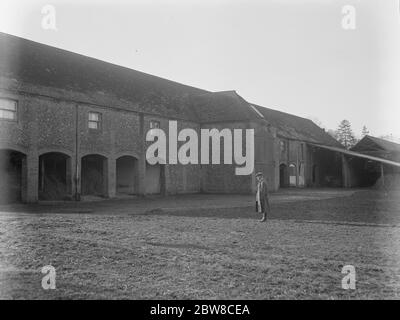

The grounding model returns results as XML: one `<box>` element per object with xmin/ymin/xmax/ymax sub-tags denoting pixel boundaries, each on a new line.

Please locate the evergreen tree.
<box><xmin>361</xmin><ymin>125</ymin><xmax>369</xmax><ymax>137</ymax></box>
<box><xmin>336</xmin><ymin>120</ymin><xmax>357</xmax><ymax>149</ymax></box>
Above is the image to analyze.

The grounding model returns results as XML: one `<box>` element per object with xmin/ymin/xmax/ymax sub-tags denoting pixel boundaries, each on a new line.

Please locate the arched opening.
<box><xmin>39</xmin><ymin>152</ymin><xmax>72</xmax><ymax>200</ymax></box>
<box><xmin>145</xmin><ymin>162</ymin><xmax>165</xmax><ymax>195</ymax></box>
<box><xmin>279</xmin><ymin>163</ymin><xmax>288</xmax><ymax>188</ymax></box>
<box><xmin>81</xmin><ymin>154</ymin><xmax>107</xmax><ymax>197</ymax></box>
<box><xmin>289</xmin><ymin>163</ymin><xmax>297</xmax><ymax>187</ymax></box>
<box><xmin>116</xmin><ymin>156</ymin><xmax>138</xmax><ymax>195</ymax></box>
<box><xmin>0</xmin><ymin>149</ymin><xmax>26</xmax><ymax>203</ymax></box>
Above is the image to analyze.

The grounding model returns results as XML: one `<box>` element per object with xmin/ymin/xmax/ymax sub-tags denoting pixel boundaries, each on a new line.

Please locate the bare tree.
<box><xmin>308</xmin><ymin>116</ymin><xmax>325</xmax><ymax>129</ymax></box>
<box><xmin>378</xmin><ymin>134</ymin><xmax>400</xmax><ymax>143</ymax></box>
<box><xmin>327</xmin><ymin>129</ymin><xmax>338</xmax><ymax>140</ymax></box>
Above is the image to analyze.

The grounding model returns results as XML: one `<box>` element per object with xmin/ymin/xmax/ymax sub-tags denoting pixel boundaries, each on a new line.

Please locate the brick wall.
<box><xmin>1</xmin><ymin>86</ymin><xmax>330</xmax><ymax>202</ymax></box>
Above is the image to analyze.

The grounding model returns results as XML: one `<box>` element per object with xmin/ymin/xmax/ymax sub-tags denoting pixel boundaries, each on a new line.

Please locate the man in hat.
<box><xmin>255</xmin><ymin>172</ymin><xmax>270</xmax><ymax>222</ymax></box>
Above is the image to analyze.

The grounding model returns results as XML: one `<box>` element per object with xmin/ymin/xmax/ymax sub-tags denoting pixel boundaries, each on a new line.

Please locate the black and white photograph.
<box><xmin>0</xmin><ymin>0</ymin><xmax>399</xmax><ymax>307</ymax></box>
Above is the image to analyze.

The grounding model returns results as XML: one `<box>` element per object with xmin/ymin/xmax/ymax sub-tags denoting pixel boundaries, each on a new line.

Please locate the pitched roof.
<box><xmin>0</xmin><ymin>32</ymin><xmax>342</xmax><ymax>148</ymax></box>
<box><xmin>352</xmin><ymin>135</ymin><xmax>400</xmax><ymax>153</ymax></box>
<box><xmin>253</xmin><ymin>104</ymin><xmax>343</xmax><ymax>147</ymax></box>
<box><xmin>311</xmin><ymin>143</ymin><xmax>400</xmax><ymax>167</ymax></box>
<box><xmin>0</xmin><ymin>32</ymin><xmax>207</xmax><ymax>121</ymax></box>
<box><xmin>189</xmin><ymin>91</ymin><xmax>263</xmax><ymax>123</ymax></box>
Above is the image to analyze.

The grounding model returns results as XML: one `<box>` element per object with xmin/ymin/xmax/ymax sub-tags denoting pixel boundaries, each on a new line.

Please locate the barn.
<box><xmin>0</xmin><ymin>32</ymin><xmax>354</xmax><ymax>203</ymax></box>
<box><xmin>349</xmin><ymin>135</ymin><xmax>400</xmax><ymax>188</ymax></box>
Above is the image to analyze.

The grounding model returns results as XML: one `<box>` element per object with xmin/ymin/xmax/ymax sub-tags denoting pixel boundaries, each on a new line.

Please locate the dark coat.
<box><xmin>255</xmin><ymin>180</ymin><xmax>270</xmax><ymax>213</ymax></box>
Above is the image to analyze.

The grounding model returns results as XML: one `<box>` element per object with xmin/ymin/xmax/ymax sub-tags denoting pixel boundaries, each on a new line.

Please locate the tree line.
<box><xmin>325</xmin><ymin>120</ymin><xmax>398</xmax><ymax>149</ymax></box>
<box><xmin>327</xmin><ymin>120</ymin><xmax>362</xmax><ymax>149</ymax></box>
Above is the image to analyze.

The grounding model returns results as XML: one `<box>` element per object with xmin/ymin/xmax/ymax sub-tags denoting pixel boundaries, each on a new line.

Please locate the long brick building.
<box><xmin>0</xmin><ymin>32</ymin><xmax>344</xmax><ymax>203</ymax></box>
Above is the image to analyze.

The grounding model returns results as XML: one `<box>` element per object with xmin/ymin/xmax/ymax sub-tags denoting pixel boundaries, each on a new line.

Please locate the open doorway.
<box><xmin>279</xmin><ymin>163</ymin><xmax>288</xmax><ymax>188</ymax></box>
<box><xmin>145</xmin><ymin>163</ymin><xmax>165</xmax><ymax>195</ymax></box>
<box><xmin>81</xmin><ymin>154</ymin><xmax>108</xmax><ymax>197</ymax></box>
<box><xmin>39</xmin><ymin>152</ymin><xmax>72</xmax><ymax>200</ymax></box>
<box><xmin>116</xmin><ymin>156</ymin><xmax>138</xmax><ymax>195</ymax></box>
<box><xmin>0</xmin><ymin>149</ymin><xmax>26</xmax><ymax>203</ymax></box>
<box><xmin>289</xmin><ymin>163</ymin><xmax>297</xmax><ymax>187</ymax></box>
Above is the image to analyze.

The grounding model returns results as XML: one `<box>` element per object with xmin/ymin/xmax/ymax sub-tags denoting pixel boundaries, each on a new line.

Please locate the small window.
<box><xmin>0</xmin><ymin>99</ymin><xmax>17</xmax><ymax>121</ymax></box>
<box><xmin>150</xmin><ymin>120</ymin><xmax>160</xmax><ymax>129</ymax></box>
<box><xmin>88</xmin><ymin>112</ymin><xmax>101</xmax><ymax>130</ymax></box>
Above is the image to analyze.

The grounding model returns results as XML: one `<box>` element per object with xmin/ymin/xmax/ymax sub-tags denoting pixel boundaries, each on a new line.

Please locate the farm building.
<box><xmin>1</xmin><ymin>32</ymin><xmax>353</xmax><ymax>203</ymax></box>
<box><xmin>348</xmin><ymin>136</ymin><xmax>400</xmax><ymax>188</ymax></box>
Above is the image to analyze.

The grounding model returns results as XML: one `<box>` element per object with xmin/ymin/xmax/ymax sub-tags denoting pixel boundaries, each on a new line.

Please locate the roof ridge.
<box><xmin>233</xmin><ymin>92</ymin><xmax>265</xmax><ymax>121</ymax></box>
<box><xmin>0</xmin><ymin>32</ymin><xmax>210</xmax><ymax>95</ymax></box>
<box><xmin>252</xmin><ymin>103</ymin><xmax>342</xmax><ymax>147</ymax></box>
<box><xmin>252</xmin><ymin>103</ymin><xmax>316</xmax><ymax>123</ymax></box>
<box><xmin>364</xmin><ymin>135</ymin><xmax>400</xmax><ymax>149</ymax></box>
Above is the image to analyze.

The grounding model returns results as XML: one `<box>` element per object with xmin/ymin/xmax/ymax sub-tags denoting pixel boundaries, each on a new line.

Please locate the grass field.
<box><xmin>1</xmin><ymin>189</ymin><xmax>400</xmax><ymax>299</ymax></box>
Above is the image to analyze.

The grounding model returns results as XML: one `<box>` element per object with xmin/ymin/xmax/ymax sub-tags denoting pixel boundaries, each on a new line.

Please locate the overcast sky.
<box><xmin>1</xmin><ymin>0</ymin><xmax>399</xmax><ymax>138</ymax></box>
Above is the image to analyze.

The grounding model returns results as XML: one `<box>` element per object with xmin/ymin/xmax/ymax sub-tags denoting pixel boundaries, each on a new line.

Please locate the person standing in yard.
<box><xmin>255</xmin><ymin>172</ymin><xmax>270</xmax><ymax>222</ymax></box>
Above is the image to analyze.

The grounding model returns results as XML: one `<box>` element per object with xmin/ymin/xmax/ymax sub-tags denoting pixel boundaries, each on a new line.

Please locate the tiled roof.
<box><xmin>253</xmin><ymin>104</ymin><xmax>343</xmax><ymax>147</ymax></box>
<box><xmin>0</xmin><ymin>32</ymin><xmax>342</xmax><ymax>148</ymax></box>
<box><xmin>189</xmin><ymin>91</ymin><xmax>262</xmax><ymax>123</ymax></box>
<box><xmin>352</xmin><ymin>135</ymin><xmax>400</xmax><ymax>153</ymax></box>
<box><xmin>0</xmin><ymin>32</ymin><xmax>207</xmax><ymax>121</ymax></box>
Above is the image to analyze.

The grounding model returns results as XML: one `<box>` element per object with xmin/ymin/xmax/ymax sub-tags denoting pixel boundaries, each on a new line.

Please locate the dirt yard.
<box><xmin>1</xmin><ymin>189</ymin><xmax>400</xmax><ymax>299</ymax></box>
